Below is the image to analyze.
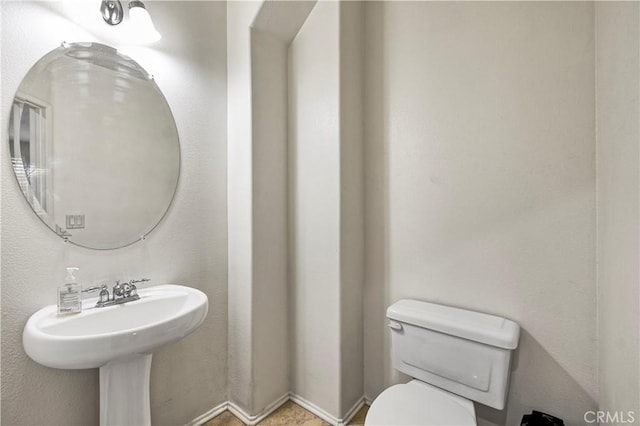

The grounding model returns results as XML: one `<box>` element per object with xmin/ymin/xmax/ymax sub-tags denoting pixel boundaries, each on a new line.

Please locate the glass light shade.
<box><xmin>128</xmin><ymin>4</ymin><xmax>161</xmax><ymax>44</ymax></box>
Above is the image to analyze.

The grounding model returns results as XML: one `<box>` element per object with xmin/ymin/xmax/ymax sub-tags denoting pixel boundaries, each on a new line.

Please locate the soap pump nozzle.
<box><xmin>65</xmin><ymin>267</ymin><xmax>79</xmax><ymax>284</ymax></box>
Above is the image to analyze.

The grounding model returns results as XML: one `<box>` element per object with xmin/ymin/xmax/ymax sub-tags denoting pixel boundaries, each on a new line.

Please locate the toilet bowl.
<box><xmin>365</xmin><ymin>299</ymin><xmax>520</xmax><ymax>426</ymax></box>
<box><xmin>366</xmin><ymin>380</ymin><xmax>476</xmax><ymax>425</ymax></box>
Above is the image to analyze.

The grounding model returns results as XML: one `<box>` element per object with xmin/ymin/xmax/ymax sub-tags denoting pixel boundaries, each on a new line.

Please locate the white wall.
<box><xmin>250</xmin><ymin>26</ymin><xmax>290</xmax><ymax>415</ymax></box>
<box><xmin>227</xmin><ymin>1</ymin><xmax>315</xmax><ymax>418</ymax></box>
<box><xmin>338</xmin><ymin>1</ymin><xmax>364</xmax><ymax>417</ymax></box>
<box><xmin>227</xmin><ymin>0</ymin><xmax>262</xmax><ymax>415</ymax></box>
<box><xmin>596</xmin><ymin>2</ymin><xmax>640</xmax><ymax>422</ymax></box>
<box><xmin>363</xmin><ymin>2</ymin><xmax>597</xmax><ymax>425</ymax></box>
<box><xmin>289</xmin><ymin>1</ymin><xmax>342</xmax><ymax>416</ymax></box>
<box><xmin>1</xmin><ymin>1</ymin><xmax>228</xmax><ymax>424</ymax></box>
<box><xmin>288</xmin><ymin>0</ymin><xmax>364</xmax><ymax>420</ymax></box>
<box><xmin>7</xmin><ymin>3</ymin><xmax>637</xmax><ymax>426</ymax></box>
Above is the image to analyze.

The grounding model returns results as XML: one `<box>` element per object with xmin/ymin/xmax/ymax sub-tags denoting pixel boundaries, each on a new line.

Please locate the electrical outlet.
<box><xmin>66</xmin><ymin>214</ymin><xmax>85</xmax><ymax>229</ymax></box>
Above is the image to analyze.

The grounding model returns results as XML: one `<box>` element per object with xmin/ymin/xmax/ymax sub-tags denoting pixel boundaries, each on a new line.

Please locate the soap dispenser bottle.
<box><xmin>57</xmin><ymin>267</ymin><xmax>82</xmax><ymax>315</ymax></box>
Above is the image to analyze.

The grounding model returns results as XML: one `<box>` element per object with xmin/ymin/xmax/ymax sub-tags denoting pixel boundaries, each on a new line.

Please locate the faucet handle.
<box><xmin>84</xmin><ymin>284</ymin><xmax>109</xmax><ymax>295</ymax></box>
<box><xmin>88</xmin><ymin>284</ymin><xmax>111</xmax><ymax>307</ymax></box>
<box><xmin>122</xmin><ymin>281</ymin><xmax>132</xmax><ymax>298</ymax></box>
<box><xmin>98</xmin><ymin>284</ymin><xmax>110</xmax><ymax>303</ymax></box>
<box><xmin>129</xmin><ymin>278</ymin><xmax>150</xmax><ymax>285</ymax></box>
<box><xmin>113</xmin><ymin>280</ymin><xmax>124</xmax><ymax>298</ymax></box>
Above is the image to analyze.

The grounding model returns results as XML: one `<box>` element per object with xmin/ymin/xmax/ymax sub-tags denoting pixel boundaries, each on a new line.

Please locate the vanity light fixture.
<box><xmin>100</xmin><ymin>0</ymin><xmax>161</xmax><ymax>44</ymax></box>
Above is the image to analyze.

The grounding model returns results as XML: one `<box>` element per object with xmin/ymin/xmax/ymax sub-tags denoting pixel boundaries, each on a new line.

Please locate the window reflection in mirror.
<box><xmin>9</xmin><ymin>97</ymin><xmax>52</xmax><ymax>217</ymax></box>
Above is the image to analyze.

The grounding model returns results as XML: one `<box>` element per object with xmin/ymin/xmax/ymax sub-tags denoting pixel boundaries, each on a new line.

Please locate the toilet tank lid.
<box><xmin>387</xmin><ymin>299</ymin><xmax>520</xmax><ymax>349</ymax></box>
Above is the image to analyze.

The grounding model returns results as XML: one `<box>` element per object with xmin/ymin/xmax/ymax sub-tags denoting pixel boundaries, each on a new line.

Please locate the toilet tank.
<box><xmin>387</xmin><ymin>299</ymin><xmax>520</xmax><ymax>410</ymax></box>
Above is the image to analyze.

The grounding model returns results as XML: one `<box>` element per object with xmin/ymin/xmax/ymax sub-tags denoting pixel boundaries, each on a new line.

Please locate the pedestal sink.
<box><xmin>23</xmin><ymin>284</ymin><xmax>208</xmax><ymax>426</ymax></box>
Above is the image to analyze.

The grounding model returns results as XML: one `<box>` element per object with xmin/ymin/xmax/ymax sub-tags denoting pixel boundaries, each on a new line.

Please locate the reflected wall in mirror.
<box><xmin>8</xmin><ymin>42</ymin><xmax>180</xmax><ymax>249</ymax></box>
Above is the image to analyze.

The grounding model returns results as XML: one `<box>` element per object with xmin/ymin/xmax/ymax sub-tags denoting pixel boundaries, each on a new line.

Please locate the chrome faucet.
<box><xmin>83</xmin><ymin>278</ymin><xmax>149</xmax><ymax>308</ymax></box>
<box><xmin>113</xmin><ymin>280</ymin><xmax>125</xmax><ymax>299</ymax></box>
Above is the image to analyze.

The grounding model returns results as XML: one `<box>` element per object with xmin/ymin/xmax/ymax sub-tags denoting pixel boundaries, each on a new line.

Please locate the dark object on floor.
<box><xmin>521</xmin><ymin>410</ymin><xmax>565</xmax><ymax>426</ymax></box>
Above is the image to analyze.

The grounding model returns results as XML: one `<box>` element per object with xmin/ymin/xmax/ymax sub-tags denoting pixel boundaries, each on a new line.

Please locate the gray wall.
<box><xmin>0</xmin><ymin>2</ymin><xmax>228</xmax><ymax>425</ymax></box>
<box><xmin>363</xmin><ymin>2</ymin><xmax>597</xmax><ymax>425</ymax></box>
<box><xmin>596</xmin><ymin>2</ymin><xmax>640</xmax><ymax>423</ymax></box>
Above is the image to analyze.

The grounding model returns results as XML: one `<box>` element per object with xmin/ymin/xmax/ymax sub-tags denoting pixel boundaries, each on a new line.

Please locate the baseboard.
<box><xmin>338</xmin><ymin>397</ymin><xmax>366</xmax><ymax>426</ymax></box>
<box><xmin>289</xmin><ymin>393</ymin><xmax>367</xmax><ymax>426</ymax></box>
<box><xmin>289</xmin><ymin>393</ymin><xmax>339</xmax><ymax>425</ymax></box>
<box><xmin>228</xmin><ymin>393</ymin><xmax>290</xmax><ymax>425</ymax></box>
<box><xmin>188</xmin><ymin>393</ymin><xmax>368</xmax><ymax>426</ymax></box>
<box><xmin>364</xmin><ymin>395</ymin><xmax>374</xmax><ymax>405</ymax></box>
<box><xmin>185</xmin><ymin>401</ymin><xmax>227</xmax><ymax>426</ymax></box>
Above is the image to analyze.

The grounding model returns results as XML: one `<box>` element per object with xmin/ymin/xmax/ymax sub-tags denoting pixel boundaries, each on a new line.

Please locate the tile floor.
<box><xmin>205</xmin><ymin>401</ymin><xmax>369</xmax><ymax>426</ymax></box>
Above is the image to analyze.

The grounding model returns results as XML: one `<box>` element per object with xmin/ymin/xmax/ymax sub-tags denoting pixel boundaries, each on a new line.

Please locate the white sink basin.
<box><xmin>23</xmin><ymin>284</ymin><xmax>208</xmax><ymax>425</ymax></box>
<box><xmin>24</xmin><ymin>284</ymin><xmax>208</xmax><ymax>369</ymax></box>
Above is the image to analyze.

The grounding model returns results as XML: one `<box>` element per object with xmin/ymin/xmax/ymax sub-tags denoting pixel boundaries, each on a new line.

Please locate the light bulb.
<box><xmin>128</xmin><ymin>1</ymin><xmax>161</xmax><ymax>44</ymax></box>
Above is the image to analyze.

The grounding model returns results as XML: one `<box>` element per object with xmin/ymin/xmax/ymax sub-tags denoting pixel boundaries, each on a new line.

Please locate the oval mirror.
<box><xmin>8</xmin><ymin>42</ymin><xmax>180</xmax><ymax>249</ymax></box>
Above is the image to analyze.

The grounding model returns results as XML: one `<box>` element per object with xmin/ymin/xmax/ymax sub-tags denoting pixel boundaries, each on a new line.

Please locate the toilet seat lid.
<box><xmin>366</xmin><ymin>380</ymin><xmax>477</xmax><ymax>426</ymax></box>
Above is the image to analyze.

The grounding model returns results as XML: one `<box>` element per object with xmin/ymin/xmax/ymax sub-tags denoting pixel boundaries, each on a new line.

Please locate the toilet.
<box><xmin>366</xmin><ymin>299</ymin><xmax>520</xmax><ymax>425</ymax></box>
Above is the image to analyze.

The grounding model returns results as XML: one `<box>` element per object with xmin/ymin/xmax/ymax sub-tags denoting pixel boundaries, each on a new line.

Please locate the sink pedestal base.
<box><xmin>100</xmin><ymin>354</ymin><xmax>153</xmax><ymax>426</ymax></box>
